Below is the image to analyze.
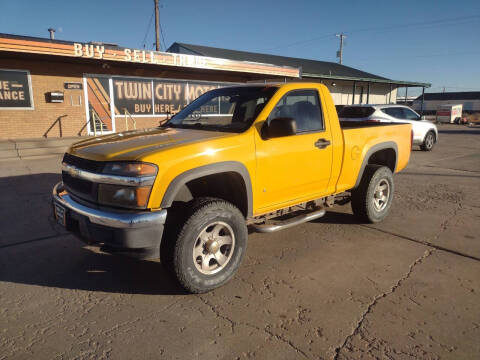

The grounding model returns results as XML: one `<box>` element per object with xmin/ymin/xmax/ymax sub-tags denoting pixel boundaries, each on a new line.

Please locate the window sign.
<box><xmin>0</xmin><ymin>69</ymin><xmax>34</xmax><ymax>109</ymax></box>
<box><xmin>113</xmin><ymin>78</ymin><xmax>153</xmax><ymax>115</ymax></box>
<box><xmin>110</xmin><ymin>76</ymin><xmax>232</xmax><ymax>116</ymax></box>
<box><xmin>153</xmin><ymin>79</ymin><xmax>188</xmax><ymax>115</ymax></box>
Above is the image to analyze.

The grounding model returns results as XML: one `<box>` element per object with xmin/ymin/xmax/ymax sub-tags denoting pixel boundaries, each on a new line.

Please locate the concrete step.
<box><xmin>17</xmin><ymin>146</ymin><xmax>69</xmax><ymax>158</ymax></box>
<box><xmin>0</xmin><ymin>149</ymin><xmax>19</xmax><ymax>159</ymax></box>
<box><xmin>0</xmin><ymin>141</ymin><xmax>16</xmax><ymax>150</ymax></box>
<box><xmin>15</xmin><ymin>137</ymin><xmax>84</xmax><ymax>149</ymax></box>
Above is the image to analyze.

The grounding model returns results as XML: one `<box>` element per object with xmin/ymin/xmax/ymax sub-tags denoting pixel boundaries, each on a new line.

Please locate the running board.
<box><xmin>251</xmin><ymin>209</ymin><xmax>326</xmax><ymax>233</ymax></box>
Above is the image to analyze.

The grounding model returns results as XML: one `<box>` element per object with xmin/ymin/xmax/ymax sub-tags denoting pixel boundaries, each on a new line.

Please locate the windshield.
<box><xmin>165</xmin><ymin>86</ymin><xmax>277</xmax><ymax>132</ymax></box>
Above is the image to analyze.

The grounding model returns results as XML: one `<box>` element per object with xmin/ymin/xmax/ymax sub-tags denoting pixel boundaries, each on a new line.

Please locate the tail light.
<box><xmin>366</xmin><ymin>119</ymin><xmax>380</xmax><ymax>123</ymax></box>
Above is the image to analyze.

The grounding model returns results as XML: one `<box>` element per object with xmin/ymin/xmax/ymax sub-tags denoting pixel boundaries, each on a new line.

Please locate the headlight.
<box><xmin>102</xmin><ymin>162</ymin><xmax>157</xmax><ymax>176</ymax></box>
<box><xmin>98</xmin><ymin>184</ymin><xmax>152</xmax><ymax>209</ymax></box>
<box><xmin>98</xmin><ymin>162</ymin><xmax>158</xmax><ymax>209</ymax></box>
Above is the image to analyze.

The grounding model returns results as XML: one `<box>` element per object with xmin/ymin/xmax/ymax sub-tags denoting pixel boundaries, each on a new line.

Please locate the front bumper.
<box><xmin>52</xmin><ymin>182</ymin><xmax>167</xmax><ymax>259</ymax></box>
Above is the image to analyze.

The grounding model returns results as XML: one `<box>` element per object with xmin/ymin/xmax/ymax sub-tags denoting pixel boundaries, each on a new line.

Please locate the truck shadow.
<box><xmin>0</xmin><ymin>173</ymin><xmax>186</xmax><ymax>295</ymax></box>
<box><xmin>313</xmin><ymin>209</ymin><xmax>363</xmax><ymax>225</ymax></box>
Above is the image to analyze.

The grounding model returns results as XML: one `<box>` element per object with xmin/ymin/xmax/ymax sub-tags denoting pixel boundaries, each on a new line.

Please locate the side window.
<box><xmin>381</xmin><ymin>108</ymin><xmax>392</xmax><ymax>117</ymax></box>
<box><xmin>268</xmin><ymin>89</ymin><xmax>323</xmax><ymax>133</ymax></box>
<box><xmin>382</xmin><ymin>107</ymin><xmax>403</xmax><ymax>119</ymax></box>
<box><xmin>401</xmin><ymin>108</ymin><xmax>420</xmax><ymax>120</ymax></box>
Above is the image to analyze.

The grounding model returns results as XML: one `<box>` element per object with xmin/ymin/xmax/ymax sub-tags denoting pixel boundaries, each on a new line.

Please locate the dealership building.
<box><xmin>0</xmin><ymin>33</ymin><xmax>430</xmax><ymax>140</ymax></box>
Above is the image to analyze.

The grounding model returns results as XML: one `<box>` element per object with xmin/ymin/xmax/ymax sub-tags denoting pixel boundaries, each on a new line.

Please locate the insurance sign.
<box><xmin>0</xmin><ymin>69</ymin><xmax>34</xmax><ymax>109</ymax></box>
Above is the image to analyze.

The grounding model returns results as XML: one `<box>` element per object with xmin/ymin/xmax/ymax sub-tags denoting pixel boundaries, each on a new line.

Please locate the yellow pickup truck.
<box><xmin>52</xmin><ymin>83</ymin><xmax>412</xmax><ymax>293</ymax></box>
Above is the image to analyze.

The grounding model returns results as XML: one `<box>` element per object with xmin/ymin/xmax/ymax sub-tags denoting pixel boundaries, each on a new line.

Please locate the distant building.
<box><xmin>412</xmin><ymin>92</ymin><xmax>480</xmax><ymax>115</ymax></box>
<box><xmin>396</xmin><ymin>95</ymin><xmax>418</xmax><ymax>106</ymax></box>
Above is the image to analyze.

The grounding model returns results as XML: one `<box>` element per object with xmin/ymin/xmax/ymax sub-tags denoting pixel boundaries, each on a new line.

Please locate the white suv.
<box><xmin>338</xmin><ymin>105</ymin><xmax>438</xmax><ymax>151</ymax></box>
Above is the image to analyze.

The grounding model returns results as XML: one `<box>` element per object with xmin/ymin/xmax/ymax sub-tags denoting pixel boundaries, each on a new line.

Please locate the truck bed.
<box><xmin>335</xmin><ymin>122</ymin><xmax>412</xmax><ymax>193</ymax></box>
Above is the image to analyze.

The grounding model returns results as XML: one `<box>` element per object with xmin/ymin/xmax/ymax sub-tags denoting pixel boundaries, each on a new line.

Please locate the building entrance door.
<box><xmin>84</xmin><ymin>75</ymin><xmax>115</xmax><ymax>135</ymax></box>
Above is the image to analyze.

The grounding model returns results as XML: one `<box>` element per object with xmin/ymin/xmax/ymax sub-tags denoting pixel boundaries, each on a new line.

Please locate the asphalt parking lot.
<box><xmin>1</xmin><ymin>124</ymin><xmax>479</xmax><ymax>360</ymax></box>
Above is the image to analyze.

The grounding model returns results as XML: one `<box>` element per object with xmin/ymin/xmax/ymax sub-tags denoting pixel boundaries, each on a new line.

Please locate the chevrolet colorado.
<box><xmin>52</xmin><ymin>83</ymin><xmax>412</xmax><ymax>293</ymax></box>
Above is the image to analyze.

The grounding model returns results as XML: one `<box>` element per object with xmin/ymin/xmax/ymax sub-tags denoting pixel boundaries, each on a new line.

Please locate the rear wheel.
<box><xmin>351</xmin><ymin>165</ymin><xmax>394</xmax><ymax>223</ymax></box>
<box><xmin>420</xmin><ymin>131</ymin><xmax>435</xmax><ymax>151</ymax></box>
<box><xmin>168</xmin><ymin>197</ymin><xmax>247</xmax><ymax>293</ymax></box>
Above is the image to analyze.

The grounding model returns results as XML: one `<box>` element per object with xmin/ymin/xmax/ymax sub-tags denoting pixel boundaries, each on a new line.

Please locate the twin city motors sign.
<box><xmin>112</xmin><ymin>78</ymin><xmax>220</xmax><ymax>115</ymax></box>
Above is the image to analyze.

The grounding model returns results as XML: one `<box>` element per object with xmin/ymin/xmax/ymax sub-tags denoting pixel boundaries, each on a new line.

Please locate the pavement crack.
<box><xmin>332</xmin><ymin>248</ymin><xmax>434</xmax><ymax>360</ymax></box>
<box><xmin>196</xmin><ymin>295</ymin><xmax>236</xmax><ymax>334</ymax></box>
<box><xmin>195</xmin><ymin>296</ymin><xmax>309</xmax><ymax>358</ymax></box>
<box><xmin>263</xmin><ymin>327</ymin><xmax>309</xmax><ymax>359</ymax></box>
<box><xmin>359</xmin><ymin>225</ymin><xmax>480</xmax><ymax>262</ymax></box>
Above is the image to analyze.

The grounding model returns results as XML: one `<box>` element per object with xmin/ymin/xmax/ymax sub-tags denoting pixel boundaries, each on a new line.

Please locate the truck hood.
<box><xmin>68</xmin><ymin>127</ymin><xmax>232</xmax><ymax>161</ymax></box>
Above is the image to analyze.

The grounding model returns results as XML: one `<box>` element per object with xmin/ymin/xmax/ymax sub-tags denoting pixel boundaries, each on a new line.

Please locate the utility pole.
<box><xmin>154</xmin><ymin>0</ymin><xmax>160</xmax><ymax>51</ymax></box>
<box><xmin>335</xmin><ymin>33</ymin><xmax>346</xmax><ymax>64</ymax></box>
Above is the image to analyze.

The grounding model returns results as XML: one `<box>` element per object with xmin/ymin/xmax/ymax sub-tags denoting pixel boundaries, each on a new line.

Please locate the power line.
<box><xmin>158</xmin><ymin>6</ymin><xmax>167</xmax><ymax>51</ymax></box>
<box><xmin>345</xmin><ymin>14</ymin><xmax>480</xmax><ymax>35</ymax></box>
<box><xmin>258</xmin><ymin>14</ymin><xmax>480</xmax><ymax>52</ymax></box>
<box><xmin>354</xmin><ymin>50</ymin><xmax>480</xmax><ymax>62</ymax></box>
<box><xmin>141</xmin><ymin>10</ymin><xmax>154</xmax><ymax>49</ymax></box>
<box><xmin>261</xmin><ymin>34</ymin><xmax>332</xmax><ymax>52</ymax></box>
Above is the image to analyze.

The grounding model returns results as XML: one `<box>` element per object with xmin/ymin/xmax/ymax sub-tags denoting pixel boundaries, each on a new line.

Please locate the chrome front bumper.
<box><xmin>52</xmin><ymin>182</ymin><xmax>167</xmax><ymax>229</ymax></box>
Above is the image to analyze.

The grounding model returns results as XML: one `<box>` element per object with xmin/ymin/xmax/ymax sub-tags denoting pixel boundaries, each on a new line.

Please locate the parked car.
<box><xmin>52</xmin><ymin>83</ymin><xmax>412</xmax><ymax>293</ymax></box>
<box><xmin>338</xmin><ymin>104</ymin><xmax>438</xmax><ymax>151</ymax></box>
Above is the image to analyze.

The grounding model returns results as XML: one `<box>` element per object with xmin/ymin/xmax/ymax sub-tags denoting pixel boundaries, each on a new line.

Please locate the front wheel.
<box><xmin>351</xmin><ymin>165</ymin><xmax>394</xmax><ymax>223</ymax></box>
<box><xmin>171</xmin><ymin>198</ymin><xmax>247</xmax><ymax>293</ymax></box>
<box><xmin>420</xmin><ymin>131</ymin><xmax>435</xmax><ymax>151</ymax></box>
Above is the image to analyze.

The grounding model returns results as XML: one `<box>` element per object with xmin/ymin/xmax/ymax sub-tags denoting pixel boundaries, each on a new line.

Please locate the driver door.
<box><xmin>254</xmin><ymin>88</ymin><xmax>333</xmax><ymax>212</ymax></box>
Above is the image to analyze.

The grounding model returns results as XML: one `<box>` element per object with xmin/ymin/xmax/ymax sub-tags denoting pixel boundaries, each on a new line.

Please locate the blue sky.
<box><xmin>1</xmin><ymin>0</ymin><xmax>479</xmax><ymax>96</ymax></box>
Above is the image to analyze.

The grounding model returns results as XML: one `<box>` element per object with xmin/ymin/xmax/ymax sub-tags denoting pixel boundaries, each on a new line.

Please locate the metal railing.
<box><xmin>123</xmin><ymin>108</ymin><xmax>137</xmax><ymax>131</ymax></box>
<box><xmin>90</xmin><ymin>111</ymin><xmax>108</xmax><ymax>136</ymax></box>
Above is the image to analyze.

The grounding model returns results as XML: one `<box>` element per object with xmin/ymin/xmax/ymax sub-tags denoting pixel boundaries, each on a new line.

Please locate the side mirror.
<box><xmin>263</xmin><ymin>117</ymin><xmax>297</xmax><ymax>139</ymax></box>
<box><xmin>420</xmin><ymin>115</ymin><xmax>426</xmax><ymax>120</ymax></box>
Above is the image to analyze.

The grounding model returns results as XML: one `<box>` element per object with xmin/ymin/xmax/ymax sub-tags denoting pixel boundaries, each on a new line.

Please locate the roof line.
<box><xmin>173</xmin><ymin>42</ymin><xmax>431</xmax><ymax>87</ymax></box>
<box><xmin>302</xmin><ymin>72</ymin><xmax>431</xmax><ymax>87</ymax></box>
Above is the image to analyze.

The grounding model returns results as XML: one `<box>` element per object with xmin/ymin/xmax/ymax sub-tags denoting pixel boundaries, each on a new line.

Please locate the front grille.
<box><xmin>63</xmin><ymin>153</ymin><xmax>104</xmax><ymax>173</ymax></box>
<box><xmin>62</xmin><ymin>154</ymin><xmax>103</xmax><ymax>204</ymax></box>
<box><xmin>63</xmin><ymin>173</ymin><xmax>93</xmax><ymax>195</ymax></box>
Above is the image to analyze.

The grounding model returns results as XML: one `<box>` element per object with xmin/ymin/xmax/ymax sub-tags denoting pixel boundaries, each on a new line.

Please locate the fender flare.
<box><xmin>160</xmin><ymin>161</ymin><xmax>253</xmax><ymax>217</ymax></box>
<box><xmin>353</xmin><ymin>141</ymin><xmax>398</xmax><ymax>188</ymax></box>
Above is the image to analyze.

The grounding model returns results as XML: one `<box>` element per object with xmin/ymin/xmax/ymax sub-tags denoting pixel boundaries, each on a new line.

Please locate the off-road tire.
<box><xmin>420</xmin><ymin>131</ymin><xmax>435</xmax><ymax>151</ymax></box>
<box><xmin>161</xmin><ymin>198</ymin><xmax>218</xmax><ymax>273</ymax></box>
<box><xmin>169</xmin><ymin>197</ymin><xmax>247</xmax><ymax>293</ymax></box>
<box><xmin>351</xmin><ymin>165</ymin><xmax>394</xmax><ymax>223</ymax></box>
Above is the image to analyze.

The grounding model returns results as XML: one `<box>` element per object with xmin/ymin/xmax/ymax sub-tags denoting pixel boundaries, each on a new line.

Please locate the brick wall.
<box><xmin>0</xmin><ymin>58</ymin><xmax>88</xmax><ymax>139</ymax></box>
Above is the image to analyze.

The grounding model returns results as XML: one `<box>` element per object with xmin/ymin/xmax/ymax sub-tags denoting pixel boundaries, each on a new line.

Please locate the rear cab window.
<box><xmin>338</xmin><ymin>106</ymin><xmax>375</xmax><ymax>118</ymax></box>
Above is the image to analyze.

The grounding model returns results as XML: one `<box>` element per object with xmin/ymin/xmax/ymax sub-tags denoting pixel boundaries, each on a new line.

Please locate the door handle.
<box><xmin>314</xmin><ymin>138</ymin><xmax>331</xmax><ymax>149</ymax></box>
